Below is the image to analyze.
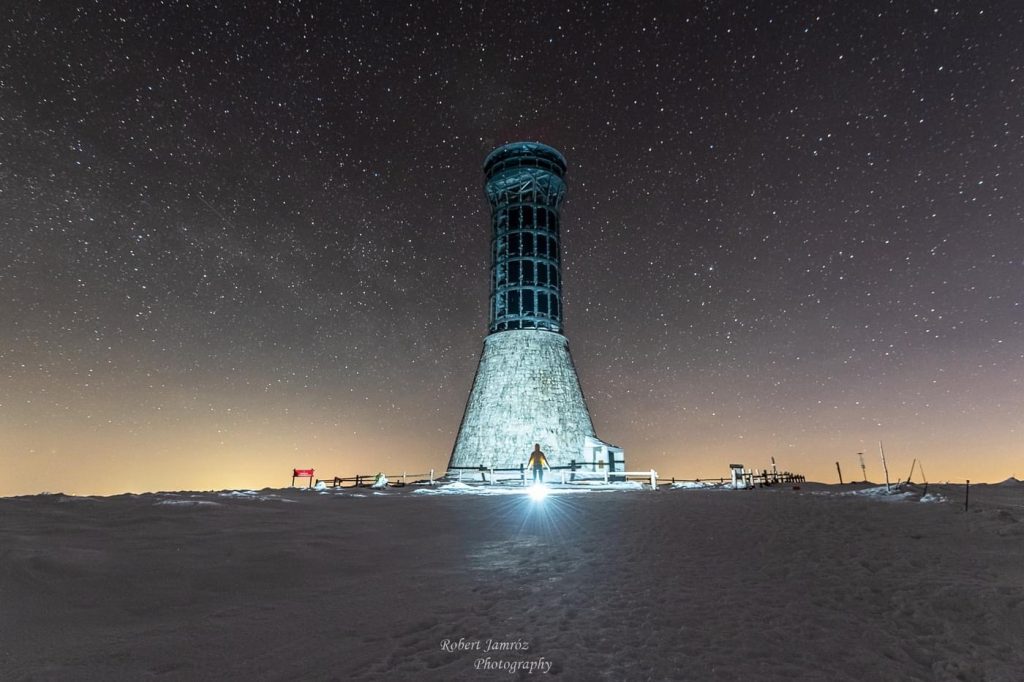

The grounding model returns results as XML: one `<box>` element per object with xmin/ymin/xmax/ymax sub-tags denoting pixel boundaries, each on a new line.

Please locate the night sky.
<box><xmin>2</xmin><ymin>1</ymin><xmax>1021</xmax><ymax>495</ymax></box>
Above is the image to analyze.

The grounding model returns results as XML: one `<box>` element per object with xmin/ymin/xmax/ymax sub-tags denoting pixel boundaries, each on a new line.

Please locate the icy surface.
<box><xmin>2</xmin><ymin>483</ymin><xmax>1023</xmax><ymax>680</ymax></box>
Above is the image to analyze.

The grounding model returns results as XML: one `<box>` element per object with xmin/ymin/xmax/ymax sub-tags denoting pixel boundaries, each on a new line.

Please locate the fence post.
<box><xmin>430</xmin><ymin>468</ymin><xmax>435</xmax><ymax>485</ymax></box>
<box><xmin>650</xmin><ymin>470</ymin><xmax>657</xmax><ymax>489</ymax></box>
<box><xmin>490</xmin><ymin>468</ymin><xmax>495</xmax><ymax>485</ymax></box>
<box><xmin>965</xmin><ymin>479</ymin><xmax>970</xmax><ymax>512</ymax></box>
<box><xmin>520</xmin><ymin>463</ymin><xmax>525</xmax><ymax>486</ymax></box>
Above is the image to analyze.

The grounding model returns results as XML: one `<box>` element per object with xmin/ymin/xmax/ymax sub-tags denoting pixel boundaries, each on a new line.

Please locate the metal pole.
<box><xmin>879</xmin><ymin>441</ymin><xmax>891</xmax><ymax>491</ymax></box>
<box><xmin>905</xmin><ymin>459</ymin><xmax>916</xmax><ymax>485</ymax></box>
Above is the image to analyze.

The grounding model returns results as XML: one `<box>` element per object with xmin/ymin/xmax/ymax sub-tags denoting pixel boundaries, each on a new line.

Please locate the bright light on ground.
<box><xmin>528</xmin><ymin>484</ymin><xmax>549</xmax><ymax>501</ymax></box>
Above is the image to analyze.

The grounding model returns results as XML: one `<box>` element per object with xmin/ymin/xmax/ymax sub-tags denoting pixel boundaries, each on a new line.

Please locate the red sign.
<box><xmin>293</xmin><ymin>469</ymin><xmax>314</xmax><ymax>477</ymax></box>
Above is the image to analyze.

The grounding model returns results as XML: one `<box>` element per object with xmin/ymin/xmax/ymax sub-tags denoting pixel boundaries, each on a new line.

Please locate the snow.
<box><xmin>3</xmin><ymin>482</ymin><xmax>1023</xmax><ymax>679</ymax></box>
<box><xmin>845</xmin><ymin>485</ymin><xmax>917</xmax><ymax>500</ymax></box>
<box><xmin>153</xmin><ymin>499</ymin><xmax>221</xmax><ymax>507</ymax></box>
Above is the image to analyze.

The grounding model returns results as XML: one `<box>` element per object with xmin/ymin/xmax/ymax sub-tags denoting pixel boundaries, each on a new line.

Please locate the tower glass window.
<box><xmin>485</xmin><ymin>143</ymin><xmax>567</xmax><ymax>334</ymax></box>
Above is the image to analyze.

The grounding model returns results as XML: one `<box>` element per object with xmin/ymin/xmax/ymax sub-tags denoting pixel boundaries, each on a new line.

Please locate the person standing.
<box><xmin>527</xmin><ymin>444</ymin><xmax>549</xmax><ymax>484</ymax></box>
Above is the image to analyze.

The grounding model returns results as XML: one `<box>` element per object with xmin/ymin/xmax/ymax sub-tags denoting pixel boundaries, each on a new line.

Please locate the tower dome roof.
<box><xmin>484</xmin><ymin>141</ymin><xmax>567</xmax><ymax>179</ymax></box>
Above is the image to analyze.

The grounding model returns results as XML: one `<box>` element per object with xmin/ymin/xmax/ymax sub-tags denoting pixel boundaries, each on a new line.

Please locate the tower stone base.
<box><xmin>447</xmin><ymin>329</ymin><xmax>596</xmax><ymax>478</ymax></box>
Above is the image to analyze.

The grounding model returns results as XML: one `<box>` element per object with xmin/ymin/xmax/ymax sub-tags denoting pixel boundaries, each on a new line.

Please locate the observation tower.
<box><xmin>446</xmin><ymin>142</ymin><xmax>623</xmax><ymax>480</ymax></box>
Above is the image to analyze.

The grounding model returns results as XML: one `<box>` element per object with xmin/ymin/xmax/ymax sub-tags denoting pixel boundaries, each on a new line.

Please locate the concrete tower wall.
<box><xmin>449</xmin><ymin>330</ymin><xmax>595</xmax><ymax>474</ymax></box>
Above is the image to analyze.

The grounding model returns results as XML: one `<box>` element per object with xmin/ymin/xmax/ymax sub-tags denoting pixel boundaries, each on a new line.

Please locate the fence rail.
<box><xmin>315</xmin><ymin>469</ymin><xmax>436</xmax><ymax>489</ymax></box>
<box><xmin>306</xmin><ymin>464</ymin><xmax>807</xmax><ymax>492</ymax></box>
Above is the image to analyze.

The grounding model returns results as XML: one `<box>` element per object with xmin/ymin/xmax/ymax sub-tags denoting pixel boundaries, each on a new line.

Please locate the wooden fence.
<box><xmin>315</xmin><ymin>469</ymin><xmax>435</xmax><ymax>489</ymax></box>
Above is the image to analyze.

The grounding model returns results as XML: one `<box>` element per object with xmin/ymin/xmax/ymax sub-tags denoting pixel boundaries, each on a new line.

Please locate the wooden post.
<box><xmin>835</xmin><ymin>462</ymin><xmax>844</xmax><ymax>485</ymax></box>
<box><xmin>965</xmin><ymin>479</ymin><xmax>970</xmax><ymax>512</ymax></box>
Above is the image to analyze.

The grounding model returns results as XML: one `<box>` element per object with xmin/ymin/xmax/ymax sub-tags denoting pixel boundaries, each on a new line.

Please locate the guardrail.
<box><xmin>449</xmin><ymin>466</ymin><xmax>659</xmax><ymax>489</ymax></box>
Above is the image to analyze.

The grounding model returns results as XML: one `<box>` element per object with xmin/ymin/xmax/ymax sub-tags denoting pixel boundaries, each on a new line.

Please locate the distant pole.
<box><xmin>965</xmin><ymin>479</ymin><xmax>970</xmax><ymax>512</ymax></box>
<box><xmin>905</xmin><ymin>459</ymin><xmax>916</xmax><ymax>485</ymax></box>
<box><xmin>835</xmin><ymin>461</ymin><xmax>844</xmax><ymax>485</ymax></box>
<box><xmin>858</xmin><ymin>452</ymin><xmax>867</xmax><ymax>483</ymax></box>
<box><xmin>879</xmin><ymin>441</ymin><xmax>891</xmax><ymax>491</ymax></box>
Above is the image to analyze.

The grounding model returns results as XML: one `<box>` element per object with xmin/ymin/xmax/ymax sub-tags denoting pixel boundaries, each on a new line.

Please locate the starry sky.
<box><xmin>1</xmin><ymin>1</ymin><xmax>1021</xmax><ymax>496</ymax></box>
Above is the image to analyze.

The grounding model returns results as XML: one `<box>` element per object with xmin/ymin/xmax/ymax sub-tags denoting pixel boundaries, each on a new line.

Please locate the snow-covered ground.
<box><xmin>2</xmin><ymin>481</ymin><xmax>1022</xmax><ymax>680</ymax></box>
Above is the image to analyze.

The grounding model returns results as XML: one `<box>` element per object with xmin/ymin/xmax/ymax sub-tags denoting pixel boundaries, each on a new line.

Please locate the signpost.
<box><xmin>292</xmin><ymin>468</ymin><xmax>315</xmax><ymax>488</ymax></box>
